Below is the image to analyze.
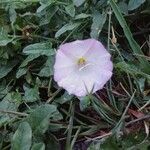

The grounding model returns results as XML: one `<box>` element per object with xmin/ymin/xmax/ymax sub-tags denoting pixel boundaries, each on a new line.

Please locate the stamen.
<box><xmin>78</xmin><ymin>57</ymin><xmax>86</xmax><ymax>65</ymax></box>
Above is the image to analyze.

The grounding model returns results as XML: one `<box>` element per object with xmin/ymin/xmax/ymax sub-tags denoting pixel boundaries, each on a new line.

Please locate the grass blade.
<box><xmin>109</xmin><ymin>0</ymin><xmax>150</xmax><ymax>73</ymax></box>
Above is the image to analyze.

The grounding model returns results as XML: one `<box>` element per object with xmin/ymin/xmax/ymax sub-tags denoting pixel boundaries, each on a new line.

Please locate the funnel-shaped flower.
<box><xmin>54</xmin><ymin>39</ymin><xmax>113</xmax><ymax>97</ymax></box>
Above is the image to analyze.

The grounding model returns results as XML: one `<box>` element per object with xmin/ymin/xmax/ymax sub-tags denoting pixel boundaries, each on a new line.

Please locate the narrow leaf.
<box><xmin>55</xmin><ymin>23</ymin><xmax>80</xmax><ymax>38</ymax></box>
<box><xmin>109</xmin><ymin>0</ymin><xmax>150</xmax><ymax>73</ymax></box>
<box><xmin>90</xmin><ymin>11</ymin><xmax>107</xmax><ymax>39</ymax></box>
<box><xmin>0</xmin><ymin>60</ymin><xmax>18</xmax><ymax>79</ymax></box>
<box><xmin>23</xmin><ymin>42</ymin><xmax>55</xmax><ymax>56</ymax></box>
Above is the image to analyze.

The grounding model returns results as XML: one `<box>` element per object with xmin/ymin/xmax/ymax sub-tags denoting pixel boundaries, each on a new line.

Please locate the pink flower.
<box><xmin>54</xmin><ymin>39</ymin><xmax>113</xmax><ymax>97</ymax></box>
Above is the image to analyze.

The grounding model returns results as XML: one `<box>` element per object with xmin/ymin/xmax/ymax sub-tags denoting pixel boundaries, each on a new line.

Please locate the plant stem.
<box><xmin>0</xmin><ymin>110</ymin><xmax>28</xmax><ymax>117</ymax></box>
<box><xmin>65</xmin><ymin>101</ymin><xmax>75</xmax><ymax>150</ymax></box>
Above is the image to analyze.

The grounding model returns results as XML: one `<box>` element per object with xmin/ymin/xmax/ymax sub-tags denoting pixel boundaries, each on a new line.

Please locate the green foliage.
<box><xmin>0</xmin><ymin>28</ymin><xmax>12</xmax><ymax>46</ymax></box>
<box><xmin>0</xmin><ymin>0</ymin><xmax>150</xmax><ymax>149</ymax></box>
<box><xmin>73</xmin><ymin>0</ymin><xmax>86</xmax><ymax>7</ymax></box>
<box><xmin>23</xmin><ymin>85</ymin><xmax>40</xmax><ymax>102</ymax></box>
<box><xmin>79</xmin><ymin>96</ymin><xmax>91</xmax><ymax>111</ymax></box>
<box><xmin>128</xmin><ymin>0</ymin><xmax>146</xmax><ymax>10</ymax></box>
<box><xmin>23</xmin><ymin>42</ymin><xmax>55</xmax><ymax>56</ymax></box>
<box><xmin>65</xmin><ymin>4</ymin><xmax>75</xmax><ymax>17</ymax></box>
<box><xmin>11</xmin><ymin>122</ymin><xmax>32</xmax><ymax>150</ymax></box>
<box><xmin>90</xmin><ymin>11</ymin><xmax>107</xmax><ymax>39</ymax></box>
<box><xmin>31</xmin><ymin>143</ymin><xmax>45</xmax><ymax>150</ymax></box>
<box><xmin>0</xmin><ymin>92</ymin><xmax>20</xmax><ymax>126</ymax></box>
<box><xmin>55</xmin><ymin>22</ymin><xmax>81</xmax><ymax>38</ymax></box>
<box><xmin>109</xmin><ymin>0</ymin><xmax>150</xmax><ymax>73</ymax></box>
<box><xmin>38</xmin><ymin>56</ymin><xmax>55</xmax><ymax>77</ymax></box>
<box><xmin>26</xmin><ymin>104</ymin><xmax>62</xmax><ymax>135</ymax></box>
<box><xmin>0</xmin><ymin>60</ymin><xmax>18</xmax><ymax>79</ymax></box>
<box><xmin>88</xmin><ymin>133</ymin><xmax>150</xmax><ymax>150</ymax></box>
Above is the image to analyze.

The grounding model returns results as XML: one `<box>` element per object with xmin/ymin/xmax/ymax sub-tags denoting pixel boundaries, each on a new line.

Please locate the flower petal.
<box><xmin>84</xmin><ymin>39</ymin><xmax>111</xmax><ymax>66</ymax></box>
<box><xmin>54</xmin><ymin>50</ymin><xmax>75</xmax><ymax>69</ymax></box>
<box><xmin>57</xmin><ymin>71</ymin><xmax>86</xmax><ymax>96</ymax></box>
<box><xmin>54</xmin><ymin>65</ymin><xmax>76</xmax><ymax>82</ymax></box>
<box><xmin>79</xmin><ymin>64</ymin><xmax>112</xmax><ymax>94</ymax></box>
<box><xmin>54</xmin><ymin>39</ymin><xmax>113</xmax><ymax>97</ymax></box>
<box><xmin>60</xmin><ymin>39</ymin><xmax>95</xmax><ymax>58</ymax></box>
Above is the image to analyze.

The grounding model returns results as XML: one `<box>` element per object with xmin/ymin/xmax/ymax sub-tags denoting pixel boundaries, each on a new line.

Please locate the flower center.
<box><xmin>77</xmin><ymin>57</ymin><xmax>86</xmax><ymax>65</ymax></box>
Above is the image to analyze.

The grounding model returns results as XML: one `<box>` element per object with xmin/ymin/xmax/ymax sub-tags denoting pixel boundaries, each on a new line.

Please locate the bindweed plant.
<box><xmin>0</xmin><ymin>0</ymin><xmax>150</xmax><ymax>150</ymax></box>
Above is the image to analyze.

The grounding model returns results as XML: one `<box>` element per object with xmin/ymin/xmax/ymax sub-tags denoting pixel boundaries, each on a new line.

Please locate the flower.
<box><xmin>54</xmin><ymin>39</ymin><xmax>113</xmax><ymax>97</ymax></box>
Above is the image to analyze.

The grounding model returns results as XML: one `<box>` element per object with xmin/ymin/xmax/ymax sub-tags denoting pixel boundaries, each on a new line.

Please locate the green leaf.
<box><xmin>11</xmin><ymin>122</ymin><xmax>32</xmax><ymax>150</ymax></box>
<box><xmin>31</xmin><ymin>143</ymin><xmax>45</xmax><ymax>150</ymax></box>
<box><xmin>0</xmin><ymin>93</ymin><xmax>18</xmax><ymax>126</ymax></box>
<box><xmin>0</xmin><ymin>92</ymin><xmax>21</xmax><ymax>107</ymax></box>
<box><xmin>37</xmin><ymin>4</ymin><xmax>58</xmax><ymax>26</ymax></box>
<box><xmin>135</xmin><ymin>78</ymin><xmax>145</xmax><ymax>92</ymax></box>
<box><xmin>100</xmin><ymin>136</ymin><xmax>119</xmax><ymax>150</ymax></box>
<box><xmin>54</xmin><ymin>92</ymin><xmax>73</xmax><ymax>104</ymax></box>
<box><xmin>116</xmin><ymin>62</ymin><xmax>150</xmax><ymax>80</ymax></box>
<box><xmin>0</xmin><ymin>1</ymin><xmax>28</xmax><ymax>9</ymax></box>
<box><xmin>128</xmin><ymin>0</ymin><xmax>146</xmax><ymax>11</ymax></box>
<box><xmin>23</xmin><ymin>42</ymin><xmax>55</xmax><ymax>56</ymax></box>
<box><xmin>38</xmin><ymin>56</ymin><xmax>54</xmax><ymax>77</ymax></box>
<box><xmin>88</xmin><ymin>133</ymin><xmax>150</xmax><ymax>150</ymax></box>
<box><xmin>55</xmin><ymin>22</ymin><xmax>80</xmax><ymax>38</ymax></box>
<box><xmin>0</xmin><ymin>82</ymin><xmax>9</xmax><ymax>99</ymax></box>
<box><xmin>73</xmin><ymin>0</ymin><xmax>86</xmax><ymax>7</ymax></box>
<box><xmin>26</xmin><ymin>104</ymin><xmax>61</xmax><ymax>135</ymax></box>
<box><xmin>9</xmin><ymin>6</ymin><xmax>17</xmax><ymax>25</ymax></box>
<box><xmin>0</xmin><ymin>0</ymin><xmax>39</xmax><ymax>3</ymax></box>
<box><xmin>65</xmin><ymin>4</ymin><xmax>75</xmax><ymax>17</ymax></box>
<box><xmin>36</xmin><ymin>3</ymin><xmax>48</xmax><ymax>13</ymax></box>
<box><xmin>118</xmin><ymin>2</ymin><xmax>128</xmax><ymax>15</ymax></box>
<box><xmin>121</xmin><ymin>132</ymin><xmax>146</xmax><ymax>148</ymax></box>
<box><xmin>74</xmin><ymin>13</ymin><xmax>91</xmax><ymax>20</ymax></box>
<box><xmin>16</xmin><ymin>54</ymin><xmax>40</xmax><ymax>78</ymax></box>
<box><xmin>40</xmin><ymin>0</ymin><xmax>54</xmax><ymax>4</ymax></box>
<box><xmin>0</xmin><ymin>60</ymin><xmax>18</xmax><ymax>79</ymax></box>
<box><xmin>20</xmin><ymin>54</ymin><xmax>40</xmax><ymax>68</ymax></box>
<box><xmin>88</xmin><ymin>136</ymin><xmax>119</xmax><ymax>150</ymax></box>
<box><xmin>0</xmin><ymin>28</ymin><xmax>12</xmax><ymax>46</ymax></box>
<box><xmin>16</xmin><ymin>67</ymin><xmax>28</xmax><ymax>78</ymax></box>
<box><xmin>0</xmin><ymin>47</ymin><xmax>9</xmax><ymax>60</ymax></box>
<box><xmin>11</xmin><ymin>91</ymin><xmax>22</xmax><ymax>104</ymax></box>
<box><xmin>23</xmin><ymin>86</ymin><xmax>40</xmax><ymax>102</ymax></box>
<box><xmin>79</xmin><ymin>96</ymin><xmax>91</xmax><ymax>111</ymax></box>
<box><xmin>37</xmin><ymin>0</ymin><xmax>55</xmax><ymax>13</ymax></box>
<box><xmin>91</xmin><ymin>95</ymin><xmax>116</xmax><ymax>125</ymax></box>
<box><xmin>109</xmin><ymin>0</ymin><xmax>150</xmax><ymax>73</ymax></box>
<box><xmin>90</xmin><ymin>11</ymin><xmax>107</xmax><ymax>39</ymax></box>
